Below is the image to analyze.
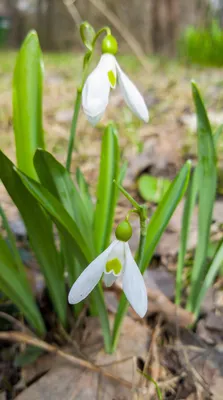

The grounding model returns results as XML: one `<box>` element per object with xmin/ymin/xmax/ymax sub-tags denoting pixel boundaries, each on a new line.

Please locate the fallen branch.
<box><xmin>0</xmin><ymin>331</ymin><xmax>132</xmax><ymax>389</ymax></box>
<box><xmin>113</xmin><ymin>282</ymin><xmax>195</xmax><ymax>327</ymax></box>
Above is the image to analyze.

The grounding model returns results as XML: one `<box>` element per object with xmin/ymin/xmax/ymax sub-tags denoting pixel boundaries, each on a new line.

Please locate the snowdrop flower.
<box><xmin>82</xmin><ymin>35</ymin><xmax>149</xmax><ymax>125</ymax></box>
<box><xmin>68</xmin><ymin>221</ymin><xmax>148</xmax><ymax>318</ymax></box>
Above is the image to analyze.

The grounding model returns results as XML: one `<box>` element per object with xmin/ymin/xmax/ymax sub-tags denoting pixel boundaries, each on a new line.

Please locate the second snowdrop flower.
<box><xmin>68</xmin><ymin>220</ymin><xmax>148</xmax><ymax>318</ymax></box>
<box><xmin>82</xmin><ymin>34</ymin><xmax>149</xmax><ymax>125</ymax></box>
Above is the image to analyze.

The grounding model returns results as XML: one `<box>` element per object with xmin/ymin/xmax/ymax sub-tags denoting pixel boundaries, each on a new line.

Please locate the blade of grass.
<box><xmin>0</xmin><ymin>234</ymin><xmax>45</xmax><ymax>336</ymax></box>
<box><xmin>187</xmin><ymin>82</ymin><xmax>217</xmax><ymax>313</ymax></box>
<box><xmin>193</xmin><ymin>239</ymin><xmax>223</xmax><ymax>318</ymax></box>
<box><xmin>94</xmin><ymin>123</ymin><xmax>120</xmax><ymax>254</ymax></box>
<box><xmin>13</xmin><ymin>31</ymin><xmax>44</xmax><ymax>179</ymax></box>
<box><xmin>175</xmin><ymin>167</ymin><xmax>198</xmax><ymax>305</ymax></box>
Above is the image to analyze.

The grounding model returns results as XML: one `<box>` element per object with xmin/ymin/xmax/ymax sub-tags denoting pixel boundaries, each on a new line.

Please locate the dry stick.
<box><xmin>0</xmin><ymin>312</ymin><xmax>34</xmax><ymax>336</ymax></box>
<box><xmin>113</xmin><ymin>283</ymin><xmax>195</xmax><ymax>328</ymax></box>
<box><xmin>62</xmin><ymin>0</ymin><xmax>82</xmax><ymax>25</ymax></box>
<box><xmin>87</xmin><ymin>0</ymin><xmax>150</xmax><ymax>73</ymax></box>
<box><xmin>146</xmin><ymin>317</ymin><xmax>162</xmax><ymax>397</ymax></box>
<box><xmin>0</xmin><ymin>331</ymin><xmax>132</xmax><ymax>389</ymax></box>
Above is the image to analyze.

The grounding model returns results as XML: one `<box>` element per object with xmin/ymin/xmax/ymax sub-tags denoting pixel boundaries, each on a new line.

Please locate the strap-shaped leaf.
<box><xmin>94</xmin><ymin>124</ymin><xmax>120</xmax><ymax>253</ymax></box>
<box><xmin>34</xmin><ymin>150</ymin><xmax>94</xmax><ymax>254</ymax></box>
<box><xmin>187</xmin><ymin>82</ymin><xmax>217</xmax><ymax>312</ymax></box>
<box><xmin>175</xmin><ymin>167</ymin><xmax>198</xmax><ymax>305</ymax></box>
<box><xmin>0</xmin><ymin>235</ymin><xmax>45</xmax><ymax>335</ymax></box>
<box><xmin>141</xmin><ymin>160</ymin><xmax>191</xmax><ymax>274</ymax></box>
<box><xmin>13</xmin><ymin>31</ymin><xmax>44</xmax><ymax>179</ymax></box>
<box><xmin>15</xmin><ymin>167</ymin><xmax>93</xmax><ymax>264</ymax></box>
<box><xmin>0</xmin><ymin>151</ymin><xmax>67</xmax><ymax>328</ymax></box>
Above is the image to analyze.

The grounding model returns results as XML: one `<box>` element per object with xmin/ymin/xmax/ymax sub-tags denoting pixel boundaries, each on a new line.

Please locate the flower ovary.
<box><xmin>115</xmin><ymin>220</ymin><xmax>132</xmax><ymax>242</ymax></box>
<box><xmin>102</xmin><ymin>34</ymin><xmax>118</xmax><ymax>55</ymax></box>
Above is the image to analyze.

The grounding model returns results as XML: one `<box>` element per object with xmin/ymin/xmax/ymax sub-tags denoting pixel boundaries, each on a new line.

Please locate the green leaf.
<box><xmin>16</xmin><ymin>167</ymin><xmax>93</xmax><ymax>265</ymax></box>
<box><xmin>175</xmin><ymin>167</ymin><xmax>198</xmax><ymax>305</ymax></box>
<box><xmin>14</xmin><ymin>346</ymin><xmax>44</xmax><ymax>367</ymax></box>
<box><xmin>214</xmin><ymin>123</ymin><xmax>223</xmax><ymax>145</ymax></box>
<box><xmin>76</xmin><ymin>167</ymin><xmax>94</xmax><ymax>223</ymax></box>
<box><xmin>0</xmin><ymin>204</ymin><xmax>25</xmax><ymax>275</ymax></box>
<box><xmin>141</xmin><ymin>160</ymin><xmax>191</xmax><ymax>274</ymax></box>
<box><xmin>0</xmin><ymin>151</ymin><xmax>67</xmax><ymax>328</ymax></box>
<box><xmin>34</xmin><ymin>150</ymin><xmax>94</xmax><ymax>254</ymax></box>
<box><xmin>138</xmin><ymin>174</ymin><xmax>171</xmax><ymax>203</ymax></box>
<box><xmin>111</xmin><ymin>161</ymin><xmax>191</xmax><ymax>352</ymax></box>
<box><xmin>138</xmin><ymin>370</ymin><xmax>163</xmax><ymax>400</ymax></box>
<box><xmin>13</xmin><ymin>30</ymin><xmax>44</xmax><ymax>179</ymax></box>
<box><xmin>14</xmin><ymin>163</ymin><xmax>112</xmax><ymax>350</ymax></box>
<box><xmin>187</xmin><ymin>82</ymin><xmax>217</xmax><ymax>313</ymax></box>
<box><xmin>94</xmin><ymin>124</ymin><xmax>120</xmax><ymax>253</ymax></box>
<box><xmin>0</xmin><ymin>234</ymin><xmax>45</xmax><ymax>336</ymax></box>
<box><xmin>193</xmin><ymin>239</ymin><xmax>223</xmax><ymax>317</ymax></box>
<box><xmin>80</xmin><ymin>21</ymin><xmax>96</xmax><ymax>51</ymax></box>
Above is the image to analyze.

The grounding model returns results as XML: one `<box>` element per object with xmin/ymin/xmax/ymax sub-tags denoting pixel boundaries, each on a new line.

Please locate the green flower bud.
<box><xmin>80</xmin><ymin>21</ymin><xmax>95</xmax><ymax>51</ymax></box>
<box><xmin>102</xmin><ymin>34</ymin><xmax>118</xmax><ymax>55</ymax></box>
<box><xmin>115</xmin><ymin>220</ymin><xmax>132</xmax><ymax>242</ymax></box>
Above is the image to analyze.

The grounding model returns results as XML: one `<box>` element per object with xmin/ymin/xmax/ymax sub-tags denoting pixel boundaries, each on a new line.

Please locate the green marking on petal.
<box><xmin>105</xmin><ymin>258</ymin><xmax>122</xmax><ymax>275</ymax></box>
<box><xmin>108</xmin><ymin>70</ymin><xmax>116</xmax><ymax>87</ymax></box>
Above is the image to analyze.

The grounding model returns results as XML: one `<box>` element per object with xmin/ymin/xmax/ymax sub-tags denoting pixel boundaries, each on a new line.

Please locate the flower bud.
<box><xmin>115</xmin><ymin>220</ymin><xmax>132</xmax><ymax>242</ymax></box>
<box><xmin>102</xmin><ymin>34</ymin><xmax>118</xmax><ymax>55</ymax></box>
<box><xmin>80</xmin><ymin>21</ymin><xmax>95</xmax><ymax>51</ymax></box>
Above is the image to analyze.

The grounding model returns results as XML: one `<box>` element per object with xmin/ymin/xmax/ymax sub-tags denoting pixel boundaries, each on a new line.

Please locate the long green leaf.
<box><xmin>175</xmin><ymin>167</ymin><xmax>198</xmax><ymax>305</ymax></box>
<box><xmin>193</xmin><ymin>239</ymin><xmax>223</xmax><ymax>318</ymax></box>
<box><xmin>0</xmin><ymin>151</ymin><xmax>67</xmax><ymax>328</ymax></box>
<box><xmin>13</xmin><ymin>31</ymin><xmax>44</xmax><ymax>179</ymax></box>
<box><xmin>187</xmin><ymin>82</ymin><xmax>217</xmax><ymax>312</ymax></box>
<box><xmin>16</xmin><ymin>168</ymin><xmax>93</xmax><ymax>264</ymax></box>
<box><xmin>94</xmin><ymin>124</ymin><xmax>120</xmax><ymax>254</ymax></box>
<box><xmin>76</xmin><ymin>167</ymin><xmax>94</xmax><ymax>223</ymax></box>
<box><xmin>34</xmin><ymin>150</ymin><xmax>95</xmax><ymax>254</ymax></box>
<box><xmin>111</xmin><ymin>161</ymin><xmax>191</xmax><ymax>352</ymax></box>
<box><xmin>14</xmin><ymin>160</ymin><xmax>112</xmax><ymax>351</ymax></box>
<box><xmin>16</xmin><ymin>169</ymin><xmax>112</xmax><ymax>351</ymax></box>
<box><xmin>0</xmin><ymin>234</ymin><xmax>45</xmax><ymax>335</ymax></box>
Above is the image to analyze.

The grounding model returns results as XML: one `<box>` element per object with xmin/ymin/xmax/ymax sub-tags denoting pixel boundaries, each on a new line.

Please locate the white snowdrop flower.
<box><xmin>82</xmin><ymin>45</ymin><xmax>149</xmax><ymax>125</ymax></box>
<box><xmin>68</xmin><ymin>221</ymin><xmax>148</xmax><ymax>318</ymax></box>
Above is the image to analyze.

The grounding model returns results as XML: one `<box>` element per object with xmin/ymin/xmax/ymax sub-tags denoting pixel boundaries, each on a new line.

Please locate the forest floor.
<box><xmin>0</xmin><ymin>51</ymin><xmax>223</xmax><ymax>400</ymax></box>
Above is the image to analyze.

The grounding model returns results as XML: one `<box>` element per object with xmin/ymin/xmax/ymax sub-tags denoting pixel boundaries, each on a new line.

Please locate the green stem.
<box><xmin>93</xmin><ymin>283</ymin><xmax>112</xmax><ymax>353</ymax></box>
<box><xmin>66</xmin><ymin>89</ymin><xmax>82</xmax><ymax>172</ymax></box>
<box><xmin>111</xmin><ymin>205</ymin><xmax>147</xmax><ymax>352</ymax></box>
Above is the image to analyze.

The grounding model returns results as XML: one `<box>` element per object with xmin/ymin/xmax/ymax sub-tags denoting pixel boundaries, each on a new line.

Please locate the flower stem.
<box><xmin>66</xmin><ymin>88</ymin><xmax>82</xmax><ymax>172</ymax></box>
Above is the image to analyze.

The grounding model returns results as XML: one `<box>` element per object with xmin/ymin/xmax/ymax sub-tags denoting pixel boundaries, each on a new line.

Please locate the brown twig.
<box><xmin>113</xmin><ymin>282</ymin><xmax>195</xmax><ymax>327</ymax></box>
<box><xmin>0</xmin><ymin>312</ymin><xmax>34</xmax><ymax>336</ymax></box>
<box><xmin>62</xmin><ymin>0</ymin><xmax>82</xmax><ymax>26</ymax></box>
<box><xmin>143</xmin><ymin>316</ymin><xmax>162</xmax><ymax>397</ymax></box>
<box><xmin>0</xmin><ymin>331</ymin><xmax>132</xmax><ymax>389</ymax></box>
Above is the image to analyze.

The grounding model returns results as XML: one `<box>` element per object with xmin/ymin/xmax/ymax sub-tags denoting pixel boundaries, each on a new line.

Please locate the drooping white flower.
<box><xmin>82</xmin><ymin>53</ymin><xmax>149</xmax><ymax>125</ymax></box>
<box><xmin>68</xmin><ymin>239</ymin><xmax>148</xmax><ymax>318</ymax></box>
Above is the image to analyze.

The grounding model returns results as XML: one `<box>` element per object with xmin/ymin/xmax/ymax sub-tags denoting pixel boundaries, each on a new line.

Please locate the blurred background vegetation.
<box><xmin>0</xmin><ymin>0</ymin><xmax>223</xmax><ymax>66</ymax></box>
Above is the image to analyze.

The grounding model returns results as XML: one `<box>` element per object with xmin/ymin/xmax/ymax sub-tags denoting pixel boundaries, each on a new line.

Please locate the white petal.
<box><xmin>82</xmin><ymin>64</ymin><xmax>110</xmax><ymax>125</ymax></box>
<box><xmin>100</xmin><ymin>54</ymin><xmax>117</xmax><ymax>89</ymax></box>
<box><xmin>82</xmin><ymin>54</ymin><xmax>117</xmax><ymax>125</ymax></box>
<box><xmin>68</xmin><ymin>241</ymin><xmax>116</xmax><ymax>304</ymax></box>
<box><xmin>122</xmin><ymin>243</ymin><xmax>148</xmax><ymax>317</ymax></box>
<box><xmin>106</xmin><ymin>240</ymin><xmax>125</xmax><ymax>266</ymax></box>
<box><xmin>116</xmin><ymin>62</ymin><xmax>149</xmax><ymax>123</ymax></box>
<box><xmin>103</xmin><ymin>271</ymin><xmax>117</xmax><ymax>287</ymax></box>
